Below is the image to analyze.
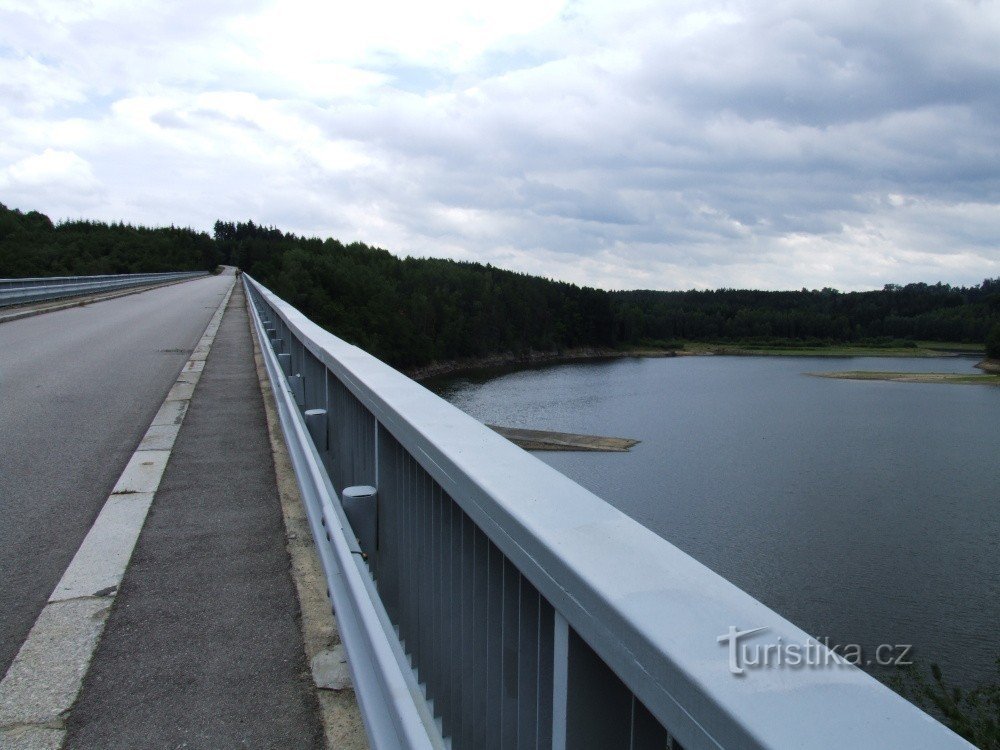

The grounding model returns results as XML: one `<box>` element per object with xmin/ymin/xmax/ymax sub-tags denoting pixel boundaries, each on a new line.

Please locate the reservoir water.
<box><xmin>435</xmin><ymin>355</ymin><xmax>1000</xmax><ymax>687</ymax></box>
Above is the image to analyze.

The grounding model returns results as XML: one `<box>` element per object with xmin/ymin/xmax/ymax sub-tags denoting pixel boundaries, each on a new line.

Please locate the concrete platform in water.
<box><xmin>487</xmin><ymin>425</ymin><xmax>639</xmax><ymax>452</ymax></box>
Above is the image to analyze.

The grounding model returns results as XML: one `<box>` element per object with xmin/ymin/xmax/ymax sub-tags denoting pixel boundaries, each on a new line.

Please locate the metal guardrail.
<box><xmin>244</xmin><ymin>273</ymin><xmax>973</xmax><ymax>750</ymax></box>
<box><xmin>0</xmin><ymin>271</ymin><xmax>208</xmax><ymax>307</ymax></box>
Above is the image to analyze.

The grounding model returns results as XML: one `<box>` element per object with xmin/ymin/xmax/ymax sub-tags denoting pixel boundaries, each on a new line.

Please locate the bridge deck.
<box><xmin>0</xmin><ymin>277</ymin><xmax>360</xmax><ymax>749</ymax></box>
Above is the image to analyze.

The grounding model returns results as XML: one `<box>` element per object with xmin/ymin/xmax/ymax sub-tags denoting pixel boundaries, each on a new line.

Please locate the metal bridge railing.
<box><xmin>243</xmin><ymin>273</ymin><xmax>972</xmax><ymax>750</ymax></box>
<box><xmin>0</xmin><ymin>271</ymin><xmax>208</xmax><ymax>307</ymax></box>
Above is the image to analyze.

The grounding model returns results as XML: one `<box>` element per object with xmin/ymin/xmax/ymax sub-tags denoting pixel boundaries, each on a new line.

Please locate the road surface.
<box><xmin>0</xmin><ymin>271</ymin><xmax>233</xmax><ymax>675</ymax></box>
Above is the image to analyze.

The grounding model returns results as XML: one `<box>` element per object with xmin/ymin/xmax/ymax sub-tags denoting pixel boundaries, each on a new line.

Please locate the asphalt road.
<box><xmin>0</xmin><ymin>271</ymin><xmax>233</xmax><ymax>676</ymax></box>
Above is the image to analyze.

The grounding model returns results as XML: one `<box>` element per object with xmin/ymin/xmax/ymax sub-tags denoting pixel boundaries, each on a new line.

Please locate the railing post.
<box><xmin>289</xmin><ymin>373</ymin><xmax>305</xmax><ymax>407</ymax></box>
<box><xmin>342</xmin><ymin>485</ymin><xmax>378</xmax><ymax>558</ymax></box>
<box><xmin>305</xmin><ymin>408</ymin><xmax>328</xmax><ymax>451</ymax></box>
<box><xmin>277</xmin><ymin>352</ymin><xmax>292</xmax><ymax>376</ymax></box>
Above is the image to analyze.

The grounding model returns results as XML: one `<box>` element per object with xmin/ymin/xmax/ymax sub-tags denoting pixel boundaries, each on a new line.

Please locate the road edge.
<box><xmin>244</xmin><ymin>280</ymin><xmax>369</xmax><ymax>750</ymax></box>
<box><xmin>0</xmin><ymin>275</ymin><xmax>235</xmax><ymax>750</ymax></box>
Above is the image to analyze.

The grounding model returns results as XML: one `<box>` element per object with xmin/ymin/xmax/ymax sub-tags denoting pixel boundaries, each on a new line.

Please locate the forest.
<box><xmin>3</xmin><ymin>202</ymin><xmax>999</xmax><ymax>368</ymax></box>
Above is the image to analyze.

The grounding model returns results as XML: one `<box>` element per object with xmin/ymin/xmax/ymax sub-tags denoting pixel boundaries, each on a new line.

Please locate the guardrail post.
<box><xmin>342</xmin><ymin>485</ymin><xmax>377</xmax><ymax>559</ymax></box>
<box><xmin>305</xmin><ymin>408</ymin><xmax>328</xmax><ymax>450</ymax></box>
<box><xmin>277</xmin><ymin>352</ymin><xmax>292</xmax><ymax>376</ymax></box>
<box><xmin>289</xmin><ymin>373</ymin><xmax>305</xmax><ymax>407</ymax></box>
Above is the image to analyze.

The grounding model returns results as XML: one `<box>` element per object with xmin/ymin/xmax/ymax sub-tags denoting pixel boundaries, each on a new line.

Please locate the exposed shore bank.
<box><xmin>976</xmin><ymin>358</ymin><xmax>1000</xmax><ymax>374</ymax></box>
<box><xmin>409</xmin><ymin>341</ymin><xmax>986</xmax><ymax>383</ymax></box>
<box><xmin>681</xmin><ymin>341</ymin><xmax>983</xmax><ymax>358</ymax></box>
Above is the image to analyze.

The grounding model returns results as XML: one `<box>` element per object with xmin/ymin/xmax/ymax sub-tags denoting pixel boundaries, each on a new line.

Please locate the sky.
<box><xmin>1</xmin><ymin>0</ymin><xmax>998</xmax><ymax>291</ymax></box>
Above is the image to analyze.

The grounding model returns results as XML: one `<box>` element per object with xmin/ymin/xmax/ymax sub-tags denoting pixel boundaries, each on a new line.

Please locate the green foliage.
<box><xmin>987</xmin><ymin>324</ymin><xmax>1000</xmax><ymax>359</ymax></box>
<box><xmin>0</xmin><ymin>203</ymin><xmax>218</xmax><ymax>277</ymax></box>
<box><xmin>611</xmin><ymin>281</ymin><xmax>999</xmax><ymax>348</ymax></box>
<box><xmin>213</xmin><ymin>220</ymin><xmax>618</xmax><ymax>369</ymax></box>
<box><xmin>891</xmin><ymin>659</ymin><xmax>1000</xmax><ymax>748</ymax></box>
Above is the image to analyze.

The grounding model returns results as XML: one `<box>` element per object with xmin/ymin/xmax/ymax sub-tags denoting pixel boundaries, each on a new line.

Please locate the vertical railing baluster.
<box><xmin>552</xmin><ymin>612</ymin><xmax>569</xmax><ymax>750</ymax></box>
<box><xmin>461</xmin><ymin>514</ymin><xmax>477</xmax><ymax>749</ymax></box>
<box><xmin>412</xmin><ymin>466</ymin><xmax>423</xmax><ymax>686</ymax></box>
<box><xmin>375</xmin><ymin>425</ymin><xmax>397</xmax><ymax>619</ymax></box>
<box><xmin>485</xmin><ymin>541</ymin><xmax>504</xmax><ymax>750</ymax></box>
<box><xmin>403</xmin><ymin>452</ymin><xmax>415</xmax><ymax>659</ymax></box>
<box><xmin>449</xmin><ymin>498</ymin><xmax>464</xmax><ymax>742</ymax></box>
<box><xmin>500</xmin><ymin>559</ymin><xmax>520</xmax><ymax>747</ymax></box>
<box><xmin>419</xmin><ymin>466</ymin><xmax>432</xmax><ymax>688</ymax></box>
<box><xmin>565</xmin><ymin>628</ymin><xmax>632</xmax><ymax>748</ymax></box>
<box><xmin>473</xmin><ymin>527</ymin><xmax>490</xmax><ymax>748</ymax></box>
<box><xmin>536</xmin><ymin>598</ymin><xmax>554</xmax><ymax>749</ymax></box>
<box><xmin>429</xmin><ymin>482</ymin><xmax>442</xmax><ymax>717</ymax></box>
<box><xmin>517</xmin><ymin>581</ymin><xmax>540</xmax><ymax>749</ymax></box>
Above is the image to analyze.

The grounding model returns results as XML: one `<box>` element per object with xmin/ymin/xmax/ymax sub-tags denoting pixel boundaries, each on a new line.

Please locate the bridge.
<box><xmin>0</xmin><ymin>271</ymin><xmax>974</xmax><ymax>749</ymax></box>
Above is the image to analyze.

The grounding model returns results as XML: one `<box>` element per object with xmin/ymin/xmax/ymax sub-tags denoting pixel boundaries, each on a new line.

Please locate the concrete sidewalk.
<box><xmin>63</xmin><ymin>284</ymin><xmax>325</xmax><ymax>749</ymax></box>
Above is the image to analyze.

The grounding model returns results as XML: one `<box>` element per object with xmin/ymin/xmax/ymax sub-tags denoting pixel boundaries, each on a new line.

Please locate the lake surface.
<box><xmin>436</xmin><ymin>355</ymin><xmax>1000</xmax><ymax>687</ymax></box>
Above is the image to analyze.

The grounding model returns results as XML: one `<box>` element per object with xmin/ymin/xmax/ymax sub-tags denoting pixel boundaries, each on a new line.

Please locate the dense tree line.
<box><xmin>2</xmin><ymin>203</ymin><xmax>997</xmax><ymax>369</ymax></box>
<box><xmin>213</xmin><ymin>220</ymin><xmax>615</xmax><ymax>368</ymax></box>
<box><xmin>0</xmin><ymin>202</ymin><xmax>218</xmax><ymax>276</ymax></box>
<box><xmin>612</xmin><ymin>283</ymin><xmax>1000</xmax><ymax>348</ymax></box>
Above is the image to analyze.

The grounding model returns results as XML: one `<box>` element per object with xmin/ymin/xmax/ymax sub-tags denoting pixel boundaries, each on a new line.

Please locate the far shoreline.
<box><xmin>409</xmin><ymin>341</ymin><xmax>987</xmax><ymax>383</ymax></box>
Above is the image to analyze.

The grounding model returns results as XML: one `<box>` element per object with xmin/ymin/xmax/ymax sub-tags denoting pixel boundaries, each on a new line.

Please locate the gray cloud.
<box><xmin>0</xmin><ymin>0</ymin><xmax>997</xmax><ymax>290</ymax></box>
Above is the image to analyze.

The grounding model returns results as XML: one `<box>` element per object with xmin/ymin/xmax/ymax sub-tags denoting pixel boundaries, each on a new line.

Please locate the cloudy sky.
<box><xmin>1</xmin><ymin>0</ymin><xmax>998</xmax><ymax>290</ymax></box>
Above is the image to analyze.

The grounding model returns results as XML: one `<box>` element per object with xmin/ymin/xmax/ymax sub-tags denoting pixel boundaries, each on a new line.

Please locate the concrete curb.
<box><xmin>245</xmin><ymin>287</ymin><xmax>369</xmax><ymax>750</ymax></box>
<box><xmin>0</xmin><ymin>275</ymin><xmax>236</xmax><ymax>750</ymax></box>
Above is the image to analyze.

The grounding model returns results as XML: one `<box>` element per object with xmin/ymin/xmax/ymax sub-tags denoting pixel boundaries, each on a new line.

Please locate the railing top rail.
<box><xmin>245</xmin><ymin>274</ymin><xmax>970</xmax><ymax>750</ymax></box>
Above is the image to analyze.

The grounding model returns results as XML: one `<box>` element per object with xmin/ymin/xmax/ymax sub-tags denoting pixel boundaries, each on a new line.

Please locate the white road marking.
<box><xmin>110</xmin><ymin>450</ymin><xmax>171</xmax><ymax>495</ymax></box>
<box><xmin>0</xmin><ymin>275</ymin><xmax>235</xmax><ymax>749</ymax></box>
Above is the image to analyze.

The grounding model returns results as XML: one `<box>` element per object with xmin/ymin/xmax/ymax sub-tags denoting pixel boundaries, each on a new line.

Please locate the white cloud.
<box><xmin>2</xmin><ymin>149</ymin><xmax>98</xmax><ymax>189</ymax></box>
